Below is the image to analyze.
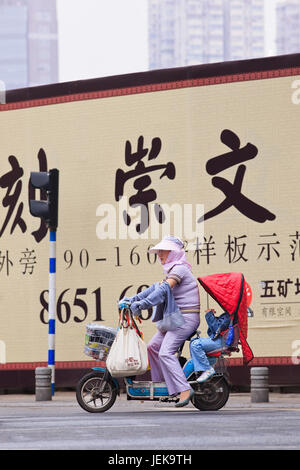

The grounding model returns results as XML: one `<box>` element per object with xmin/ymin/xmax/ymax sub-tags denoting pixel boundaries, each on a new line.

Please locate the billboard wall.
<box><xmin>0</xmin><ymin>54</ymin><xmax>300</xmax><ymax>374</ymax></box>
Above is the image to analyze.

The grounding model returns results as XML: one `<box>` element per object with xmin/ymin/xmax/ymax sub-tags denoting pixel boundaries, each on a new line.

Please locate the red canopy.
<box><xmin>198</xmin><ymin>272</ymin><xmax>254</xmax><ymax>365</ymax></box>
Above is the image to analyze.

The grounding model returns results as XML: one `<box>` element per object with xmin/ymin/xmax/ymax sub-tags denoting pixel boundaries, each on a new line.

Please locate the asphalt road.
<box><xmin>0</xmin><ymin>392</ymin><xmax>299</xmax><ymax>451</ymax></box>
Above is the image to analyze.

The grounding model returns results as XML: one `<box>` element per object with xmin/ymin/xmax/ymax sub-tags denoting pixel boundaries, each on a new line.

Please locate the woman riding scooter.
<box><xmin>119</xmin><ymin>235</ymin><xmax>200</xmax><ymax>407</ymax></box>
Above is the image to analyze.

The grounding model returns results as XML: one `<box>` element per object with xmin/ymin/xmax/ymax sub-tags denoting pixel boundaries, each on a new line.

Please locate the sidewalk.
<box><xmin>0</xmin><ymin>391</ymin><xmax>299</xmax><ymax>410</ymax></box>
<box><xmin>226</xmin><ymin>392</ymin><xmax>300</xmax><ymax>410</ymax></box>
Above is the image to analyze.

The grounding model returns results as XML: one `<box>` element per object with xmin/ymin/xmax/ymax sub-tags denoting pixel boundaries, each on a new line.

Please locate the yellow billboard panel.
<box><xmin>0</xmin><ymin>56</ymin><xmax>300</xmax><ymax>370</ymax></box>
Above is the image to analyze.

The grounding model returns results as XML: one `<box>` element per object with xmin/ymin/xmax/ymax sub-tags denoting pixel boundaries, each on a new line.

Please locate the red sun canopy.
<box><xmin>198</xmin><ymin>272</ymin><xmax>254</xmax><ymax>364</ymax></box>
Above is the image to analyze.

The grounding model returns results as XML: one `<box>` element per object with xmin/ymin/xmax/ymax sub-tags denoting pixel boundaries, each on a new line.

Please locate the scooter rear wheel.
<box><xmin>191</xmin><ymin>375</ymin><xmax>230</xmax><ymax>411</ymax></box>
<box><xmin>76</xmin><ymin>371</ymin><xmax>117</xmax><ymax>413</ymax></box>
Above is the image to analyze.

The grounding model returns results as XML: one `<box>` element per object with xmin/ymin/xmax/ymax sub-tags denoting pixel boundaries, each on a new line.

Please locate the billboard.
<box><xmin>0</xmin><ymin>54</ymin><xmax>300</xmax><ymax>371</ymax></box>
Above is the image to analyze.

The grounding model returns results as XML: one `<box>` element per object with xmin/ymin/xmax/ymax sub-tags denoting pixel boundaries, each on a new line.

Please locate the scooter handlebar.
<box><xmin>118</xmin><ymin>300</ymin><xmax>131</xmax><ymax>310</ymax></box>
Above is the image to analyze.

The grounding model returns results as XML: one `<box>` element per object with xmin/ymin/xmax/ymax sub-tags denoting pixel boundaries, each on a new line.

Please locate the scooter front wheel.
<box><xmin>76</xmin><ymin>371</ymin><xmax>117</xmax><ymax>413</ymax></box>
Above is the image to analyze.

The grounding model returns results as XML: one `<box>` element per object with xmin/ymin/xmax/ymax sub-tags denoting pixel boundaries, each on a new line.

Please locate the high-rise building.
<box><xmin>0</xmin><ymin>0</ymin><xmax>58</xmax><ymax>90</ymax></box>
<box><xmin>148</xmin><ymin>0</ymin><xmax>265</xmax><ymax>69</ymax></box>
<box><xmin>276</xmin><ymin>0</ymin><xmax>300</xmax><ymax>55</ymax></box>
<box><xmin>224</xmin><ymin>0</ymin><xmax>265</xmax><ymax>61</ymax></box>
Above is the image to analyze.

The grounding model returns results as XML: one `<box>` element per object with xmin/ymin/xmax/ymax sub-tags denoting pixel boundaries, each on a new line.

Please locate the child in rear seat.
<box><xmin>190</xmin><ymin>309</ymin><xmax>231</xmax><ymax>383</ymax></box>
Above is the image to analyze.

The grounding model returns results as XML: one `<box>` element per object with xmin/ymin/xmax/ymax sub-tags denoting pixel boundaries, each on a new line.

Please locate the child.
<box><xmin>190</xmin><ymin>309</ymin><xmax>230</xmax><ymax>382</ymax></box>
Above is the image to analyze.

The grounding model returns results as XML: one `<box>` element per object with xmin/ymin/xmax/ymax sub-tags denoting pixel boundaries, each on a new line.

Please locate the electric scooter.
<box><xmin>76</xmin><ymin>313</ymin><xmax>239</xmax><ymax>413</ymax></box>
<box><xmin>76</xmin><ymin>272</ymin><xmax>252</xmax><ymax>413</ymax></box>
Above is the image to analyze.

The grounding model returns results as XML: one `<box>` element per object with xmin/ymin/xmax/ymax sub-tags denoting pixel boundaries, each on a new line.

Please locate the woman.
<box><xmin>129</xmin><ymin>236</ymin><xmax>200</xmax><ymax>407</ymax></box>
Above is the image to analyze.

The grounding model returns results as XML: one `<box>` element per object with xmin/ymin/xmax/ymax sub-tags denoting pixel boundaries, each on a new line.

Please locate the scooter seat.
<box><xmin>207</xmin><ymin>351</ymin><xmax>222</xmax><ymax>357</ymax></box>
<box><xmin>207</xmin><ymin>346</ymin><xmax>240</xmax><ymax>357</ymax></box>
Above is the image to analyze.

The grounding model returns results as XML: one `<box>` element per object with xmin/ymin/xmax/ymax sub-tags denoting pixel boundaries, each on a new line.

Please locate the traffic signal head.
<box><xmin>29</xmin><ymin>169</ymin><xmax>59</xmax><ymax>230</ymax></box>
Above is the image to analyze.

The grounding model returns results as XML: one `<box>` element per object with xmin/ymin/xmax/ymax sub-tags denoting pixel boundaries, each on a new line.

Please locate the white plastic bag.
<box><xmin>106</xmin><ymin>312</ymin><xmax>148</xmax><ymax>377</ymax></box>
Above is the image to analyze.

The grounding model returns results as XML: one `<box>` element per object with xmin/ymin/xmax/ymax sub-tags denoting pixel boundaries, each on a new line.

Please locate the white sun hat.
<box><xmin>148</xmin><ymin>235</ymin><xmax>184</xmax><ymax>253</ymax></box>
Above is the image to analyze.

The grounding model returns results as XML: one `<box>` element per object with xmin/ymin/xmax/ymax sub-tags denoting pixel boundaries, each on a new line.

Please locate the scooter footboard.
<box><xmin>125</xmin><ymin>378</ymin><xmax>169</xmax><ymax>400</ymax></box>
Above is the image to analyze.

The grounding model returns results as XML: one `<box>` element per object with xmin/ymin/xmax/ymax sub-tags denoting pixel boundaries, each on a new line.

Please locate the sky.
<box><xmin>56</xmin><ymin>0</ymin><xmax>277</xmax><ymax>84</ymax></box>
<box><xmin>56</xmin><ymin>0</ymin><xmax>149</xmax><ymax>83</ymax></box>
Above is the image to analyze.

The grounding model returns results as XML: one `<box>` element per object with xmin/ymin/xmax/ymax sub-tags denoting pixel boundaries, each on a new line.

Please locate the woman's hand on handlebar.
<box><xmin>130</xmin><ymin>301</ymin><xmax>142</xmax><ymax>318</ymax></box>
<box><xmin>118</xmin><ymin>298</ymin><xmax>141</xmax><ymax>318</ymax></box>
<box><xmin>118</xmin><ymin>297</ymin><xmax>131</xmax><ymax>310</ymax></box>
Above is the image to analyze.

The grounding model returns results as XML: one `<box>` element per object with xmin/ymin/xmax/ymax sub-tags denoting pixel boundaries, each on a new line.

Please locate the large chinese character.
<box><xmin>260</xmin><ymin>280</ymin><xmax>276</xmax><ymax>298</ymax></box>
<box><xmin>115</xmin><ymin>136</ymin><xmax>176</xmax><ymax>233</ymax></box>
<box><xmin>193</xmin><ymin>235</ymin><xmax>216</xmax><ymax>265</ymax></box>
<box><xmin>258</xmin><ymin>233</ymin><xmax>280</xmax><ymax>261</ymax></box>
<box><xmin>19</xmin><ymin>248</ymin><xmax>36</xmax><ymax>274</ymax></box>
<box><xmin>198</xmin><ymin>130</ymin><xmax>276</xmax><ymax>223</ymax></box>
<box><xmin>0</xmin><ymin>250</ymin><xmax>13</xmax><ymax>275</ymax></box>
<box><xmin>295</xmin><ymin>278</ymin><xmax>300</xmax><ymax>295</ymax></box>
<box><xmin>0</xmin><ymin>155</ymin><xmax>27</xmax><ymax>236</ymax></box>
<box><xmin>224</xmin><ymin>234</ymin><xmax>248</xmax><ymax>263</ymax></box>
<box><xmin>277</xmin><ymin>278</ymin><xmax>293</xmax><ymax>298</ymax></box>
<box><xmin>289</xmin><ymin>231</ymin><xmax>300</xmax><ymax>261</ymax></box>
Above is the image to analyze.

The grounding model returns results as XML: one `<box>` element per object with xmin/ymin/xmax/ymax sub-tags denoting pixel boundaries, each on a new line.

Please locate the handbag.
<box><xmin>155</xmin><ymin>309</ymin><xmax>185</xmax><ymax>333</ymax></box>
<box><xmin>153</xmin><ymin>282</ymin><xmax>184</xmax><ymax>333</ymax></box>
<box><xmin>106</xmin><ymin>310</ymin><xmax>148</xmax><ymax>377</ymax></box>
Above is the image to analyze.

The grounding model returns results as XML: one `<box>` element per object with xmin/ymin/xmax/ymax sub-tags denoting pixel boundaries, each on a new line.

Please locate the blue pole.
<box><xmin>48</xmin><ymin>230</ymin><xmax>56</xmax><ymax>396</ymax></box>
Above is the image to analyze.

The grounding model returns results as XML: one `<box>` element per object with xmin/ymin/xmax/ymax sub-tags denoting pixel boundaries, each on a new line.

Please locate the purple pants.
<box><xmin>147</xmin><ymin>314</ymin><xmax>200</xmax><ymax>396</ymax></box>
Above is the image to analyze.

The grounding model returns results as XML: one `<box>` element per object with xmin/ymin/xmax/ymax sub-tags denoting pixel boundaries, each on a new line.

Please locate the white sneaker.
<box><xmin>196</xmin><ymin>367</ymin><xmax>215</xmax><ymax>383</ymax></box>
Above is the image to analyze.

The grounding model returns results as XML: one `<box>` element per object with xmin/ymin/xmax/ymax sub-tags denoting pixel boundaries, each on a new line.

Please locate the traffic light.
<box><xmin>29</xmin><ymin>168</ymin><xmax>59</xmax><ymax>230</ymax></box>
